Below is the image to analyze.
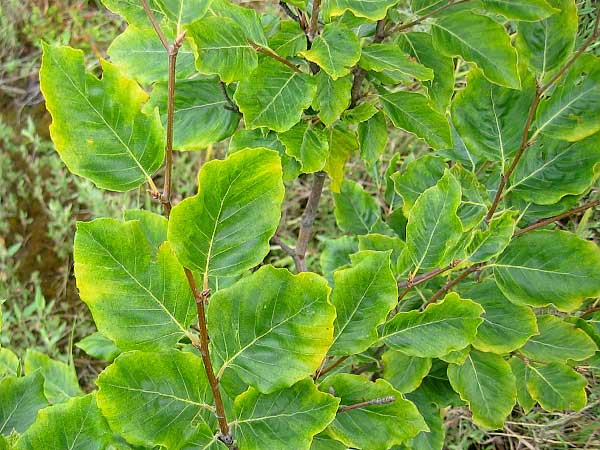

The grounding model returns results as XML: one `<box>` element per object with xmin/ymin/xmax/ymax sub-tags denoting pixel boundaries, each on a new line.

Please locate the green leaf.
<box><xmin>343</xmin><ymin>103</ymin><xmax>378</xmax><ymax>124</ymax></box>
<box><xmin>313</xmin><ymin>73</ymin><xmax>352</xmax><ymax>127</ymax></box>
<box><xmin>451</xmin><ymin>164</ymin><xmax>489</xmax><ymax>231</ymax></box>
<box><xmin>168</xmin><ymin>148</ymin><xmax>284</xmax><ymax>278</ymax></box>
<box><xmin>100</xmin><ymin>0</ymin><xmax>165</xmax><ymax>26</ymax></box>
<box><xmin>509</xmin><ymin>357</ymin><xmax>536</xmax><ymax>413</ymax></box>
<box><xmin>97</xmin><ymin>350</ymin><xmax>215</xmax><ymax>448</ymax></box>
<box><xmin>431</xmin><ymin>11</ymin><xmax>520</xmax><ymax>88</ymax></box>
<box><xmin>330</xmin><ymin>251</ymin><xmax>397</xmax><ymax>355</ymax></box>
<box><xmin>40</xmin><ymin>44</ymin><xmax>164</xmax><ymax>192</ymax></box>
<box><xmin>123</xmin><ymin>209</ymin><xmax>168</xmax><ymax>250</ymax></box>
<box><xmin>494</xmin><ymin>230</ymin><xmax>600</xmax><ymax>311</ymax></box>
<box><xmin>460</xmin><ymin>281</ymin><xmax>538</xmax><ymax>354</ymax></box>
<box><xmin>358</xmin><ymin>111</ymin><xmax>388</xmax><ymax>168</ymax></box>
<box><xmin>279</xmin><ymin>121</ymin><xmax>330</xmax><ymax>173</ymax></box>
<box><xmin>146</xmin><ymin>78</ymin><xmax>240</xmax><ymax>151</ymax></box>
<box><xmin>234</xmin><ymin>59</ymin><xmax>316</xmax><ymax>132</ymax></box>
<box><xmin>359</xmin><ymin>44</ymin><xmax>434</xmax><ymax>81</ymax></box>
<box><xmin>391</xmin><ymin>155</ymin><xmax>446</xmax><ymax>215</ymax></box>
<box><xmin>327</xmin><ymin>0</ymin><xmax>401</xmax><ymax>20</ymax></box>
<box><xmin>206</xmin><ymin>0</ymin><xmax>267</xmax><ymax>45</ymax></box>
<box><xmin>15</xmin><ymin>393</ymin><xmax>112</xmax><ymax>450</ymax></box>
<box><xmin>401</xmin><ymin>32</ymin><xmax>455</xmax><ymax>112</ymax></box>
<box><xmin>521</xmin><ymin>315</ymin><xmax>597</xmax><ymax>363</ymax></box>
<box><xmin>333</xmin><ymin>180</ymin><xmax>381</xmax><ymax>235</ymax></box>
<box><xmin>419</xmin><ymin>361</ymin><xmax>464</xmax><ymax>408</ymax></box>
<box><xmin>405</xmin><ymin>390</ymin><xmax>445</xmax><ymax>450</ymax></box>
<box><xmin>74</xmin><ymin>218</ymin><xmax>196</xmax><ymax>351</ymax></box>
<box><xmin>324</xmin><ymin>124</ymin><xmax>358</xmax><ymax>192</ymax></box>
<box><xmin>300</xmin><ymin>23</ymin><xmax>361</xmax><ymax>80</ymax></box>
<box><xmin>320</xmin><ymin>236</ymin><xmax>359</xmax><ymax>282</ymax></box>
<box><xmin>156</xmin><ymin>0</ymin><xmax>211</xmax><ymax>28</ymax></box>
<box><xmin>0</xmin><ymin>349</ymin><xmax>19</xmax><ymax>379</ymax></box>
<box><xmin>381</xmin><ymin>293</ymin><xmax>484</xmax><ymax>358</ymax></box>
<box><xmin>268</xmin><ymin>20</ymin><xmax>307</xmax><ymax>57</ymax></box>
<box><xmin>448</xmin><ymin>350</ymin><xmax>516</xmax><ymax>429</ymax></box>
<box><xmin>0</xmin><ymin>373</ymin><xmax>47</xmax><ymax>435</ymax></box>
<box><xmin>310</xmin><ymin>434</ymin><xmax>348</xmax><ymax>450</ymax></box>
<box><xmin>358</xmin><ymin>234</ymin><xmax>406</xmax><ymax>266</ymax></box>
<box><xmin>508</xmin><ymin>134</ymin><xmax>600</xmax><ymax>205</ymax></box>
<box><xmin>76</xmin><ymin>332</ymin><xmax>121</xmax><ymax>362</ymax></box>
<box><xmin>23</xmin><ymin>350</ymin><xmax>81</xmax><ymax>404</ymax></box>
<box><xmin>527</xmin><ymin>362</ymin><xmax>587</xmax><ymax>411</ymax></box>
<box><xmin>405</xmin><ymin>170</ymin><xmax>463</xmax><ymax>272</ymax></box>
<box><xmin>233</xmin><ymin>379</ymin><xmax>339</xmax><ymax>450</ymax></box>
<box><xmin>467</xmin><ymin>210</ymin><xmax>517</xmax><ymax>263</ymax></box>
<box><xmin>440</xmin><ymin>347</ymin><xmax>471</xmax><ymax>365</ymax></box>
<box><xmin>481</xmin><ymin>0</ymin><xmax>558</xmax><ymax>21</ymax></box>
<box><xmin>320</xmin><ymin>374</ymin><xmax>427</xmax><ymax>450</ymax></box>
<box><xmin>380</xmin><ymin>91</ymin><xmax>452</xmax><ymax>150</ymax></box>
<box><xmin>107</xmin><ymin>26</ymin><xmax>196</xmax><ymax>85</ymax></box>
<box><xmin>187</xmin><ymin>16</ymin><xmax>257</xmax><ymax>83</ymax></box>
<box><xmin>452</xmin><ymin>68</ymin><xmax>536</xmax><ymax>163</ymax></box>
<box><xmin>535</xmin><ymin>55</ymin><xmax>600</xmax><ymax>142</ymax></box>
<box><xmin>209</xmin><ymin>265</ymin><xmax>335</xmax><ymax>393</ymax></box>
<box><xmin>515</xmin><ymin>0</ymin><xmax>577</xmax><ymax>75</ymax></box>
<box><xmin>383</xmin><ymin>350</ymin><xmax>432</xmax><ymax>394</ymax></box>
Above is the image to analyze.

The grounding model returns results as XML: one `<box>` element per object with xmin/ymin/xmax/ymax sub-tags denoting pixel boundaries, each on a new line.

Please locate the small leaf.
<box><xmin>168</xmin><ymin>148</ymin><xmax>284</xmax><ymax>278</ymax></box>
<box><xmin>391</xmin><ymin>155</ymin><xmax>446</xmax><ymax>215</ymax></box>
<box><xmin>527</xmin><ymin>362</ymin><xmax>587</xmax><ymax>411</ymax></box>
<box><xmin>313</xmin><ymin>73</ymin><xmax>352</xmax><ymax>127</ymax></box>
<box><xmin>333</xmin><ymin>180</ymin><xmax>381</xmax><ymax>235</ymax></box>
<box><xmin>0</xmin><ymin>349</ymin><xmax>19</xmax><ymax>380</ymax></box>
<box><xmin>359</xmin><ymin>44</ymin><xmax>434</xmax><ymax>81</ymax></box>
<box><xmin>330</xmin><ymin>251</ymin><xmax>398</xmax><ymax>355</ymax></box>
<box><xmin>432</xmin><ymin>11</ymin><xmax>520</xmax><ymax>88</ymax></box>
<box><xmin>320</xmin><ymin>374</ymin><xmax>427</xmax><ymax>450</ymax></box>
<box><xmin>494</xmin><ymin>230</ymin><xmax>600</xmax><ymax>311</ymax></box>
<box><xmin>279</xmin><ymin>121</ymin><xmax>330</xmax><ymax>173</ymax></box>
<box><xmin>467</xmin><ymin>210</ymin><xmax>517</xmax><ymax>263</ymax></box>
<box><xmin>320</xmin><ymin>236</ymin><xmax>359</xmax><ymax>282</ymax></box>
<box><xmin>209</xmin><ymin>265</ymin><xmax>335</xmax><ymax>393</ymax></box>
<box><xmin>76</xmin><ymin>332</ymin><xmax>121</xmax><ymax>362</ymax></box>
<box><xmin>40</xmin><ymin>44</ymin><xmax>164</xmax><ymax>192</ymax></box>
<box><xmin>521</xmin><ymin>315</ymin><xmax>597</xmax><ymax>363</ymax></box>
<box><xmin>358</xmin><ymin>234</ymin><xmax>406</xmax><ymax>266</ymax></box>
<box><xmin>187</xmin><ymin>16</ymin><xmax>257</xmax><ymax>83</ymax></box>
<box><xmin>300</xmin><ymin>23</ymin><xmax>361</xmax><ymax>80</ymax></box>
<box><xmin>146</xmin><ymin>78</ymin><xmax>240</xmax><ymax>150</ymax></box>
<box><xmin>460</xmin><ymin>281</ymin><xmax>538</xmax><ymax>354</ymax></box>
<box><xmin>447</xmin><ymin>351</ymin><xmax>516</xmax><ymax>429</ymax></box>
<box><xmin>206</xmin><ymin>0</ymin><xmax>267</xmax><ymax>45</ymax></box>
<box><xmin>234</xmin><ymin>59</ymin><xmax>316</xmax><ymax>132</ymax></box>
<box><xmin>381</xmin><ymin>91</ymin><xmax>452</xmax><ymax>150</ymax></box>
<box><xmin>268</xmin><ymin>20</ymin><xmax>307</xmax><ymax>57</ymax></box>
<box><xmin>381</xmin><ymin>293</ymin><xmax>484</xmax><ymax>358</ymax></box>
<box><xmin>234</xmin><ymin>379</ymin><xmax>339</xmax><ymax>450</ymax></box>
<box><xmin>481</xmin><ymin>0</ymin><xmax>558</xmax><ymax>21</ymax></box>
<box><xmin>327</xmin><ymin>0</ymin><xmax>401</xmax><ymax>20</ymax></box>
<box><xmin>75</xmin><ymin>219</ymin><xmax>196</xmax><ymax>351</ymax></box>
<box><xmin>405</xmin><ymin>390</ymin><xmax>445</xmax><ymax>450</ymax></box>
<box><xmin>24</xmin><ymin>350</ymin><xmax>81</xmax><ymax>404</ymax></box>
<box><xmin>405</xmin><ymin>170</ymin><xmax>463</xmax><ymax>272</ymax></box>
<box><xmin>358</xmin><ymin>111</ymin><xmax>388</xmax><ymax>168</ymax></box>
<box><xmin>324</xmin><ymin>124</ymin><xmax>359</xmax><ymax>192</ymax></box>
<box><xmin>515</xmin><ymin>0</ymin><xmax>577</xmax><ymax>75</ymax></box>
<box><xmin>15</xmin><ymin>394</ymin><xmax>112</xmax><ymax>450</ymax></box>
<box><xmin>0</xmin><ymin>373</ymin><xmax>47</xmax><ymax>435</ymax></box>
<box><xmin>97</xmin><ymin>350</ymin><xmax>215</xmax><ymax>448</ymax></box>
<box><xmin>383</xmin><ymin>350</ymin><xmax>432</xmax><ymax>394</ymax></box>
<box><xmin>509</xmin><ymin>357</ymin><xmax>536</xmax><ymax>413</ymax></box>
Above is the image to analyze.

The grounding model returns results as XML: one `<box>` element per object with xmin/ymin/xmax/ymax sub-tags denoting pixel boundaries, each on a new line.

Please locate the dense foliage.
<box><xmin>1</xmin><ymin>0</ymin><xmax>600</xmax><ymax>449</ymax></box>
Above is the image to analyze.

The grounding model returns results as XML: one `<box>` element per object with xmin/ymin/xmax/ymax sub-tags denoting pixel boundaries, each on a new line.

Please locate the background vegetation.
<box><xmin>1</xmin><ymin>0</ymin><xmax>599</xmax><ymax>448</ymax></box>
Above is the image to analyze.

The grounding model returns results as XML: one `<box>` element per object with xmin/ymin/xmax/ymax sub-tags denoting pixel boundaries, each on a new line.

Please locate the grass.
<box><xmin>0</xmin><ymin>0</ymin><xmax>599</xmax><ymax>447</ymax></box>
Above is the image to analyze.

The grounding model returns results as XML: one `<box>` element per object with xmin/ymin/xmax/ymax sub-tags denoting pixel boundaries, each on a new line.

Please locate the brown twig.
<box><xmin>513</xmin><ymin>200</ymin><xmax>600</xmax><ymax>237</ymax></box>
<box><xmin>296</xmin><ymin>172</ymin><xmax>326</xmax><ymax>272</ymax></box>
<box><xmin>308</xmin><ymin>0</ymin><xmax>321</xmax><ymax>41</ymax></box>
<box><xmin>140</xmin><ymin>0</ymin><xmax>169</xmax><ymax>50</ymax></box>
<box><xmin>398</xmin><ymin>260</ymin><xmax>461</xmax><ymax>289</ymax></box>
<box><xmin>279</xmin><ymin>1</ymin><xmax>301</xmax><ymax>24</ymax></box>
<box><xmin>581</xmin><ymin>305</ymin><xmax>600</xmax><ymax>318</ymax></box>
<box><xmin>248</xmin><ymin>39</ymin><xmax>303</xmax><ymax>73</ymax></box>
<box><xmin>387</xmin><ymin>0</ymin><xmax>471</xmax><ymax>35</ymax></box>
<box><xmin>219</xmin><ymin>80</ymin><xmax>239</xmax><ymax>113</ymax></box>
<box><xmin>271</xmin><ymin>235</ymin><xmax>303</xmax><ymax>270</ymax></box>
<box><xmin>486</xmin><ymin>4</ymin><xmax>600</xmax><ymax>221</ymax></box>
<box><xmin>315</xmin><ymin>355</ymin><xmax>349</xmax><ymax>380</ymax></box>
<box><xmin>338</xmin><ymin>396</ymin><xmax>396</xmax><ymax>413</ymax></box>
<box><xmin>424</xmin><ymin>264</ymin><xmax>484</xmax><ymax>308</ymax></box>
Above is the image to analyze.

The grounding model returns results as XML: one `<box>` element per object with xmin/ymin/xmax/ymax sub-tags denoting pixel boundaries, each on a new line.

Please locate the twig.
<box><xmin>308</xmin><ymin>0</ymin><xmax>321</xmax><ymax>41</ymax></box>
<box><xmin>387</xmin><ymin>0</ymin><xmax>471</xmax><ymax>35</ymax></box>
<box><xmin>486</xmin><ymin>3</ymin><xmax>600</xmax><ymax>221</ymax></box>
<box><xmin>581</xmin><ymin>305</ymin><xmax>600</xmax><ymax>318</ymax></box>
<box><xmin>398</xmin><ymin>260</ymin><xmax>461</xmax><ymax>289</ymax></box>
<box><xmin>424</xmin><ymin>264</ymin><xmax>483</xmax><ymax>308</ymax></box>
<box><xmin>219</xmin><ymin>80</ymin><xmax>239</xmax><ymax>113</ymax></box>
<box><xmin>350</xmin><ymin>19</ymin><xmax>387</xmax><ymax>107</ymax></box>
<box><xmin>338</xmin><ymin>396</ymin><xmax>396</xmax><ymax>413</ymax></box>
<box><xmin>513</xmin><ymin>200</ymin><xmax>600</xmax><ymax>237</ymax></box>
<box><xmin>140</xmin><ymin>0</ymin><xmax>169</xmax><ymax>50</ymax></box>
<box><xmin>315</xmin><ymin>355</ymin><xmax>349</xmax><ymax>380</ymax></box>
<box><xmin>279</xmin><ymin>1</ymin><xmax>301</xmax><ymax>24</ymax></box>
<box><xmin>271</xmin><ymin>235</ymin><xmax>303</xmax><ymax>269</ymax></box>
<box><xmin>248</xmin><ymin>39</ymin><xmax>303</xmax><ymax>73</ymax></box>
<box><xmin>296</xmin><ymin>172</ymin><xmax>326</xmax><ymax>272</ymax></box>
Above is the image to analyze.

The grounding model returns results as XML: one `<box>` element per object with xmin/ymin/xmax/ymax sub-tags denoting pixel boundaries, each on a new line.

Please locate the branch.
<box><xmin>338</xmin><ymin>396</ymin><xmax>396</xmax><ymax>413</ymax></box>
<box><xmin>398</xmin><ymin>260</ymin><xmax>461</xmax><ymax>289</ymax></box>
<box><xmin>486</xmin><ymin>3</ymin><xmax>600</xmax><ymax>221</ymax></box>
<box><xmin>314</xmin><ymin>355</ymin><xmax>349</xmax><ymax>380</ymax></box>
<box><xmin>219</xmin><ymin>80</ymin><xmax>239</xmax><ymax>113</ymax></box>
<box><xmin>513</xmin><ymin>200</ymin><xmax>600</xmax><ymax>237</ymax></box>
<box><xmin>308</xmin><ymin>0</ymin><xmax>321</xmax><ymax>41</ymax></box>
<box><xmin>279</xmin><ymin>1</ymin><xmax>301</xmax><ymax>24</ymax></box>
<box><xmin>296</xmin><ymin>171</ymin><xmax>327</xmax><ymax>272</ymax></box>
<box><xmin>581</xmin><ymin>305</ymin><xmax>600</xmax><ymax>318</ymax></box>
<box><xmin>271</xmin><ymin>235</ymin><xmax>303</xmax><ymax>270</ymax></box>
<box><xmin>140</xmin><ymin>0</ymin><xmax>169</xmax><ymax>50</ymax></box>
<box><xmin>387</xmin><ymin>0</ymin><xmax>471</xmax><ymax>35</ymax></box>
<box><xmin>248</xmin><ymin>39</ymin><xmax>303</xmax><ymax>73</ymax></box>
<box><xmin>424</xmin><ymin>264</ymin><xmax>484</xmax><ymax>308</ymax></box>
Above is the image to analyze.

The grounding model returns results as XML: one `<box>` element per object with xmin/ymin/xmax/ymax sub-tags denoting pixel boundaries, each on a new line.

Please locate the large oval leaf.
<box><xmin>168</xmin><ymin>148</ymin><xmax>284</xmax><ymax>278</ymax></box>
<box><xmin>0</xmin><ymin>373</ymin><xmax>47</xmax><ymax>435</ymax></box>
<box><xmin>527</xmin><ymin>362</ymin><xmax>587</xmax><ymax>411</ymax></box>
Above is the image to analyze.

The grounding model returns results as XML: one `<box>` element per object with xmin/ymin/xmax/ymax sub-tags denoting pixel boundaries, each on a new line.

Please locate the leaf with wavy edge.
<box><xmin>527</xmin><ymin>362</ymin><xmax>587</xmax><ymax>411</ymax></box>
<box><xmin>0</xmin><ymin>373</ymin><xmax>47</xmax><ymax>435</ymax></box>
<box><xmin>326</xmin><ymin>0</ymin><xmax>400</xmax><ymax>20</ymax></box>
<box><xmin>23</xmin><ymin>350</ymin><xmax>81</xmax><ymax>404</ymax></box>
